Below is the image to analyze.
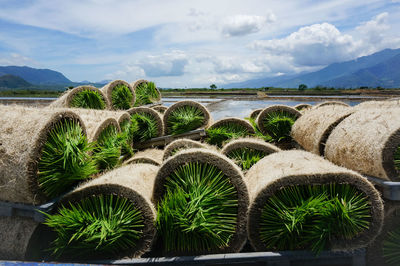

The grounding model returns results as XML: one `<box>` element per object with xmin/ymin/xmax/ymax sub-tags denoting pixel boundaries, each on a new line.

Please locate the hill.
<box><xmin>224</xmin><ymin>48</ymin><xmax>400</xmax><ymax>88</ymax></box>
<box><xmin>0</xmin><ymin>74</ymin><xmax>32</xmax><ymax>88</ymax></box>
<box><xmin>0</xmin><ymin>66</ymin><xmax>72</xmax><ymax>85</ymax></box>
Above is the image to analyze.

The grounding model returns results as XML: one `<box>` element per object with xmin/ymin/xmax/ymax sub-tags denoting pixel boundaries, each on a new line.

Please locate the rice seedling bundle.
<box><xmin>124</xmin><ymin>149</ymin><xmax>164</xmax><ymax>166</ymax></box>
<box><xmin>245</xmin><ymin>150</ymin><xmax>384</xmax><ymax>253</ymax></box>
<box><xmin>163</xmin><ymin>101</ymin><xmax>211</xmax><ymax>135</ymax></box>
<box><xmin>0</xmin><ymin>105</ymin><xmax>97</xmax><ymax>204</ymax></box>
<box><xmin>256</xmin><ymin>105</ymin><xmax>301</xmax><ymax>144</ymax></box>
<box><xmin>221</xmin><ymin>138</ymin><xmax>280</xmax><ymax>171</ymax></box>
<box><xmin>163</xmin><ymin>139</ymin><xmax>206</xmax><ymax>161</ymax></box>
<box><xmin>294</xmin><ymin>103</ymin><xmax>312</xmax><ymax>112</ymax></box>
<box><xmin>42</xmin><ymin>163</ymin><xmax>158</xmax><ymax>260</ymax></box>
<box><xmin>131</xmin><ymin>79</ymin><xmax>161</xmax><ymax>106</ymax></box>
<box><xmin>325</xmin><ymin>108</ymin><xmax>400</xmax><ymax>181</ymax></box>
<box><xmin>127</xmin><ymin>107</ymin><xmax>164</xmax><ymax>143</ymax></box>
<box><xmin>50</xmin><ymin>85</ymin><xmax>109</xmax><ymax>110</ymax></box>
<box><xmin>0</xmin><ymin>217</ymin><xmax>40</xmax><ymax>260</ymax></box>
<box><xmin>291</xmin><ymin>105</ymin><xmax>354</xmax><ymax>156</ymax></box>
<box><xmin>152</xmin><ymin>105</ymin><xmax>168</xmax><ymax>114</ymax></box>
<box><xmin>101</xmin><ymin>80</ymin><xmax>135</xmax><ymax>110</ymax></box>
<box><xmin>206</xmin><ymin>118</ymin><xmax>255</xmax><ymax>147</ymax></box>
<box><xmin>152</xmin><ymin>148</ymin><xmax>249</xmax><ymax>255</ymax></box>
<box><xmin>250</xmin><ymin>109</ymin><xmax>262</xmax><ymax>120</ymax></box>
<box><xmin>313</xmin><ymin>101</ymin><xmax>349</xmax><ymax>109</ymax></box>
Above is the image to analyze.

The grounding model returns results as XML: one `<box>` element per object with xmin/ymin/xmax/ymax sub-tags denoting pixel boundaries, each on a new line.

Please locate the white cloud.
<box><xmin>0</xmin><ymin>53</ymin><xmax>39</xmax><ymax>67</ymax></box>
<box><xmin>356</xmin><ymin>12</ymin><xmax>389</xmax><ymax>45</ymax></box>
<box><xmin>250</xmin><ymin>23</ymin><xmax>359</xmax><ymax>66</ymax></box>
<box><xmin>221</xmin><ymin>14</ymin><xmax>276</xmax><ymax>37</ymax></box>
<box><xmin>139</xmin><ymin>51</ymin><xmax>188</xmax><ymax>77</ymax></box>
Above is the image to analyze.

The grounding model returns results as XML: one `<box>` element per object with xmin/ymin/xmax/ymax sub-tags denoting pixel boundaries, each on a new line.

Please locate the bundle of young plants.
<box><xmin>245</xmin><ymin>150</ymin><xmax>384</xmax><ymax>253</ymax></box>
<box><xmin>206</xmin><ymin>117</ymin><xmax>255</xmax><ymax>147</ymax></box>
<box><xmin>366</xmin><ymin>201</ymin><xmax>400</xmax><ymax>266</ymax></box>
<box><xmin>313</xmin><ymin>101</ymin><xmax>349</xmax><ymax>109</ymax></box>
<box><xmin>50</xmin><ymin>85</ymin><xmax>109</xmax><ymax>110</ymax></box>
<box><xmin>38</xmin><ymin>163</ymin><xmax>158</xmax><ymax>261</ymax></box>
<box><xmin>256</xmin><ymin>105</ymin><xmax>301</xmax><ymax>147</ymax></box>
<box><xmin>0</xmin><ymin>105</ymin><xmax>96</xmax><ymax>205</ymax></box>
<box><xmin>325</xmin><ymin>108</ymin><xmax>400</xmax><ymax>181</ymax></box>
<box><xmin>131</xmin><ymin>79</ymin><xmax>161</xmax><ymax>106</ymax></box>
<box><xmin>101</xmin><ymin>80</ymin><xmax>136</xmax><ymax>110</ymax></box>
<box><xmin>163</xmin><ymin>100</ymin><xmax>212</xmax><ymax>135</ymax></box>
<box><xmin>291</xmin><ymin>105</ymin><xmax>354</xmax><ymax>156</ymax></box>
<box><xmin>127</xmin><ymin>107</ymin><xmax>164</xmax><ymax>144</ymax></box>
<box><xmin>124</xmin><ymin>149</ymin><xmax>164</xmax><ymax>166</ymax></box>
<box><xmin>71</xmin><ymin>109</ymin><xmax>129</xmax><ymax>172</ymax></box>
<box><xmin>221</xmin><ymin>138</ymin><xmax>280</xmax><ymax>172</ymax></box>
<box><xmin>163</xmin><ymin>139</ymin><xmax>207</xmax><ymax>161</ymax></box>
<box><xmin>152</xmin><ymin>148</ymin><xmax>249</xmax><ymax>255</ymax></box>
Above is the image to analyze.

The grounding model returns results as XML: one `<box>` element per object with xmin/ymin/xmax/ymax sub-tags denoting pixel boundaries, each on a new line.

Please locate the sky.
<box><xmin>0</xmin><ymin>0</ymin><xmax>400</xmax><ymax>87</ymax></box>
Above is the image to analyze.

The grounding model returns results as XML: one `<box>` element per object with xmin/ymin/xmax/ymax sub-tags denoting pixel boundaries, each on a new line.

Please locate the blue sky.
<box><xmin>0</xmin><ymin>0</ymin><xmax>400</xmax><ymax>87</ymax></box>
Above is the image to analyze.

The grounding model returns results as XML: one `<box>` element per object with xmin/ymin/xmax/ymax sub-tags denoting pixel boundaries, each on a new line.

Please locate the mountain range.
<box><xmin>225</xmin><ymin>48</ymin><xmax>400</xmax><ymax>89</ymax></box>
<box><xmin>0</xmin><ymin>66</ymin><xmax>71</xmax><ymax>85</ymax></box>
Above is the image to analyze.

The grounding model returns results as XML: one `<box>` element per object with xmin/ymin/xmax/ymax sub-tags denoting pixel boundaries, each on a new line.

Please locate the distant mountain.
<box><xmin>224</xmin><ymin>48</ymin><xmax>400</xmax><ymax>88</ymax></box>
<box><xmin>0</xmin><ymin>74</ymin><xmax>32</xmax><ymax>88</ymax></box>
<box><xmin>0</xmin><ymin>66</ymin><xmax>72</xmax><ymax>85</ymax></box>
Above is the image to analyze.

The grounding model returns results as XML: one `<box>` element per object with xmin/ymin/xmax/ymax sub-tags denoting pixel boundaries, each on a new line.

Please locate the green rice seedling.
<box><xmin>383</xmin><ymin>229</ymin><xmax>400</xmax><ymax>265</ymax></box>
<box><xmin>259</xmin><ymin>184</ymin><xmax>371</xmax><ymax>254</ymax></box>
<box><xmin>247</xmin><ymin>117</ymin><xmax>273</xmax><ymax>142</ymax></box>
<box><xmin>134</xmin><ymin>82</ymin><xmax>160</xmax><ymax>106</ymax></box>
<box><xmin>262</xmin><ymin>110</ymin><xmax>298</xmax><ymax>143</ymax></box>
<box><xmin>157</xmin><ymin>162</ymin><xmax>238</xmax><ymax>253</ymax></box>
<box><xmin>226</xmin><ymin>147</ymin><xmax>267</xmax><ymax>170</ymax></box>
<box><xmin>37</xmin><ymin>119</ymin><xmax>97</xmax><ymax>199</ymax></box>
<box><xmin>167</xmin><ymin>105</ymin><xmax>205</xmax><ymax>135</ymax></box>
<box><xmin>70</xmin><ymin>89</ymin><xmax>106</xmax><ymax>110</ymax></box>
<box><xmin>394</xmin><ymin>146</ymin><xmax>400</xmax><ymax>174</ymax></box>
<box><xmin>206</xmin><ymin>123</ymin><xmax>251</xmax><ymax>147</ymax></box>
<box><xmin>93</xmin><ymin>125</ymin><xmax>121</xmax><ymax>171</ymax></box>
<box><xmin>43</xmin><ymin>194</ymin><xmax>144</xmax><ymax>259</ymax></box>
<box><xmin>118</xmin><ymin>119</ymin><xmax>134</xmax><ymax>160</ymax></box>
<box><xmin>111</xmin><ymin>84</ymin><xmax>134</xmax><ymax>110</ymax></box>
<box><xmin>130</xmin><ymin>113</ymin><xmax>158</xmax><ymax>142</ymax></box>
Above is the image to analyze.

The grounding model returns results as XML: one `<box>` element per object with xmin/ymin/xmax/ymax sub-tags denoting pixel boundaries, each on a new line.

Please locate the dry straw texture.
<box><xmin>245</xmin><ymin>150</ymin><xmax>384</xmax><ymax>251</ymax></box>
<box><xmin>294</xmin><ymin>103</ymin><xmax>312</xmax><ymax>112</ymax></box>
<box><xmin>291</xmin><ymin>105</ymin><xmax>354</xmax><ymax>156</ymax></box>
<box><xmin>152</xmin><ymin>105</ymin><xmax>168</xmax><ymax>114</ymax></box>
<box><xmin>0</xmin><ymin>105</ymin><xmax>86</xmax><ymax>204</ymax></box>
<box><xmin>256</xmin><ymin>105</ymin><xmax>301</xmax><ymax>135</ymax></box>
<box><xmin>68</xmin><ymin>108</ymin><xmax>120</xmax><ymax>142</ymax></box>
<box><xmin>209</xmin><ymin>117</ymin><xmax>255</xmax><ymax>133</ymax></box>
<box><xmin>124</xmin><ymin>149</ymin><xmax>164</xmax><ymax>166</ymax></box>
<box><xmin>101</xmin><ymin>80</ymin><xmax>136</xmax><ymax>109</ymax></box>
<box><xmin>127</xmin><ymin>107</ymin><xmax>164</xmax><ymax>137</ymax></box>
<box><xmin>0</xmin><ymin>216</ymin><xmax>39</xmax><ymax>260</ymax></box>
<box><xmin>55</xmin><ymin>163</ymin><xmax>159</xmax><ymax>259</ymax></box>
<box><xmin>50</xmin><ymin>85</ymin><xmax>110</xmax><ymax>109</ymax></box>
<box><xmin>313</xmin><ymin>101</ymin><xmax>349</xmax><ymax>109</ymax></box>
<box><xmin>163</xmin><ymin>100</ymin><xmax>212</xmax><ymax>135</ymax></box>
<box><xmin>152</xmin><ymin>148</ymin><xmax>249</xmax><ymax>254</ymax></box>
<box><xmin>131</xmin><ymin>79</ymin><xmax>161</xmax><ymax>102</ymax></box>
<box><xmin>325</xmin><ymin>108</ymin><xmax>400</xmax><ymax>181</ymax></box>
<box><xmin>221</xmin><ymin>137</ymin><xmax>281</xmax><ymax>157</ymax></box>
<box><xmin>355</xmin><ymin>100</ymin><xmax>400</xmax><ymax>110</ymax></box>
<box><xmin>163</xmin><ymin>139</ymin><xmax>206</xmax><ymax>161</ymax></box>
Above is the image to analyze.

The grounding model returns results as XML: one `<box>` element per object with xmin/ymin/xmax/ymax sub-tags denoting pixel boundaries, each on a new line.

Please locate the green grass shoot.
<box><xmin>43</xmin><ymin>194</ymin><xmax>144</xmax><ymax>259</ymax></box>
<box><xmin>157</xmin><ymin>162</ymin><xmax>238</xmax><ymax>253</ymax></box>
<box><xmin>130</xmin><ymin>112</ymin><xmax>158</xmax><ymax>142</ymax></box>
<box><xmin>247</xmin><ymin>117</ymin><xmax>273</xmax><ymax>142</ymax></box>
<box><xmin>37</xmin><ymin>119</ymin><xmax>97</xmax><ymax>199</ymax></box>
<box><xmin>262</xmin><ymin>110</ymin><xmax>297</xmax><ymax>143</ymax></box>
<box><xmin>226</xmin><ymin>147</ymin><xmax>267</xmax><ymax>170</ymax></box>
<box><xmin>167</xmin><ymin>105</ymin><xmax>205</xmax><ymax>135</ymax></box>
<box><xmin>70</xmin><ymin>89</ymin><xmax>106</xmax><ymax>110</ymax></box>
<box><xmin>111</xmin><ymin>84</ymin><xmax>133</xmax><ymax>110</ymax></box>
<box><xmin>134</xmin><ymin>82</ymin><xmax>160</xmax><ymax>106</ymax></box>
<box><xmin>93</xmin><ymin>125</ymin><xmax>121</xmax><ymax>171</ymax></box>
<box><xmin>383</xmin><ymin>228</ymin><xmax>400</xmax><ymax>265</ymax></box>
<box><xmin>259</xmin><ymin>184</ymin><xmax>371</xmax><ymax>254</ymax></box>
<box><xmin>206</xmin><ymin>123</ymin><xmax>251</xmax><ymax>147</ymax></box>
<box><xmin>393</xmin><ymin>146</ymin><xmax>400</xmax><ymax>176</ymax></box>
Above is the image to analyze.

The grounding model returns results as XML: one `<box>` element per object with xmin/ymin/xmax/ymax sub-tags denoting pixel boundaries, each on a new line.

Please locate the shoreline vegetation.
<box><xmin>1</xmin><ymin>86</ymin><xmax>400</xmax><ymax>98</ymax></box>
